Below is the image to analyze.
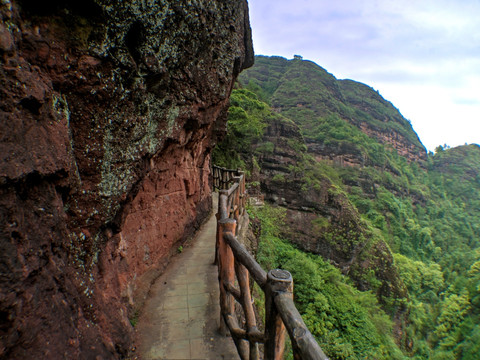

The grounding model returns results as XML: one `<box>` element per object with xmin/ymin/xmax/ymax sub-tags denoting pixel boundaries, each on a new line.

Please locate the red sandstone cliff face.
<box><xmin>0</xmin><ymin>0</ymin><xmax>253</xmax><ymax>358</ymax></box>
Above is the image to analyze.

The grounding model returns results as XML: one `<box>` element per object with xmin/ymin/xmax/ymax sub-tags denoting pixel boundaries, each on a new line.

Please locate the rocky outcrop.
<box><xmin>0</xmin><ymin>0</ymin><xmax>253</xmax><ymax>358</ymax></box>
<box><xmin>308</xmin><ymin>140</ymin><xmax>367</xmax><ymax>168</ymax></box>
<box><xmin>254</xmin><ymin>116</ymin><xmax>407</xmax><ymax>304</ymax></box>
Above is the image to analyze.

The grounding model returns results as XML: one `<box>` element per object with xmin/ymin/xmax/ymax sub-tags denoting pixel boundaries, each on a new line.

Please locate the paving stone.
<box><xmin>187</xmin><ymin>282</ymin><xmax>207</xmax><ymax>295</ymax></box>
<box><xmin>163</xmin><ymin>295</ymin><xmax>188</xmax><ymax>310</ymax></box>
<box><xmin>172</xmin><ymin>277</ymin><xmax>190</xmax><ymax>286</ymax></box>
<box><xmin>166</xmin><ymin>339</ymin><xmax>191</xmax><ymax>358</ymax></box>
<box><xmin>188</xmin><ymin>320</ymin><xmax>205</xmax><ymax>339</ymax></box>
<box><xmin>188</xmin><ymin>306</ymin><xmax>205</xmax><ymax>322</ymax></box>
<box><xmin>186</xmin><ymin>265</ymin><xmax>210</xmax><ymax>277</ymax></box>
<box><xmin>165</xmin><ymin>283</ymin><xmax>188</xmax><ymax>297</ymax></box>
<box><xmin>188</xmin><ymin>293</ymin><xmax>210</xmax><ymax>308</ymax></box>
<box><xmin>144</xmin><ymin>342</ymin><xmax>167</xmax><ymax>360</ymax></box>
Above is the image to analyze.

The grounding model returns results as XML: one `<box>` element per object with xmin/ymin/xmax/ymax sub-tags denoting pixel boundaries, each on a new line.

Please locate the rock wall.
<box><xmin>0</xmin><ymin>0</ymin><xmax>253</xmax><ymax>358</ymax></box>
<box><xmin>255</xmin><ymin>116</ymin><xmax>407</xmax><ymax>304</ymax></box>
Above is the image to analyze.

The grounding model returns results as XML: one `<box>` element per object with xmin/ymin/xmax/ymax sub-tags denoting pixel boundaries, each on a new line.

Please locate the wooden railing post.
<box><xmin>214</xmin><ymin>211</ymin><xmax>220</xmax><ymax>265</ymax></box>
<box><xmin>232</xmin><ymin>176</ymin><xmax>241</xmax><ymax>229</ymax></box>
<box><xmin>215</xmin><ymin>190</ymin><xmax>228</xmax><ymax>265</ymax></box>
<box><xmin>275</xmin><ymin>294</ymin><xmax>330</xmax><ymax>360</ymax></box>
<box><xmin>240</xmin><ymin>173</ymin><xmax>246</xmax><ymax>215</ymax></box>
<box><xmin>218</xmin><ymin>218</ymin><xmax>236</xmax><ymax>335</ymax></box>
<box><xmin>214</xmin><ymin>166</ymin><xmax>219</xmax><ymax>189</ymax></box>
<box><xmin>265</xmin><ymin>269</ymin><xmax>292</xmax><ymax>360</ymax></box>
<box><xmin>222</xmin><ymin>169</ymin><xmax>228</xmax><ymax>189</ymax></box>
<box><xmin>235</xmin><ymin>261</ymin><xmax>259</xmax><ymax>359</ymax></box>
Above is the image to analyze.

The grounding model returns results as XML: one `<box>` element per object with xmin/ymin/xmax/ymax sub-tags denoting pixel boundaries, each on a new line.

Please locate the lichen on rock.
<box><xmin>0</xmin><ymin>0</ymin><xmax>253</xmax><ymax>358</ymax></box>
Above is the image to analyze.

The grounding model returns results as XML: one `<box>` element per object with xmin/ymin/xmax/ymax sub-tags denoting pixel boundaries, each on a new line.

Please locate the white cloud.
<box><xmin>377</xmin><ymin>83</ymin><xmax>480</xmax><ymax>150</ymax></box>
<box><xmin>247</xmin><ymin>0</ymin><xmax>480</xmax><ymax>150</ymax></box>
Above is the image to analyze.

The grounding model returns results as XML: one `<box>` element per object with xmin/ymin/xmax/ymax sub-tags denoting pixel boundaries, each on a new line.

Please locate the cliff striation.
<box><xmin>0</xmin><ymin>0</ymin><xmax>253</xmax><ymax>358</ymax></box>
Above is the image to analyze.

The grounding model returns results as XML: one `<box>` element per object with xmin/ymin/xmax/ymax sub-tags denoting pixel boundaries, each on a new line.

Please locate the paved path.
<box><xmin>135</xmin><ymin>194</ymin><xmax>239</xmax><ymax>359</ymax></box>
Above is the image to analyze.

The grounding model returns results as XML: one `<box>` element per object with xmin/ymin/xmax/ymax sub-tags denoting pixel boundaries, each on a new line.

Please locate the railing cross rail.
<box><xmin>212</xmin><ymin>165</ymin><xmax>329</xmax><ymax>359</ymax></box>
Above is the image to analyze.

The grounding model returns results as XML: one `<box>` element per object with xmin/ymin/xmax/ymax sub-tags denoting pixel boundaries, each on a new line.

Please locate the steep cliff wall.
<box><xmin>257</xmin><ymin>116</ymin><xmax>406</xmax><ymax>303</ymax></box>
<box><xmin>338</xmin><ymin>79</ymin><xmax>426</xmax><ymax>164</ymax></box>
<box><xmin>0</xmin><ymin>0</ymin><xmax>253</xmax><ymax>358</ymax></box>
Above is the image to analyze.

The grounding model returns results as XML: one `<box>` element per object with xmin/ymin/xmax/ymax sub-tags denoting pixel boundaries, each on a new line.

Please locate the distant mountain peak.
<box><xmin>240</xmin><ymin>55</ymin><xmax>427</xmax><ymax>165</ymax></box>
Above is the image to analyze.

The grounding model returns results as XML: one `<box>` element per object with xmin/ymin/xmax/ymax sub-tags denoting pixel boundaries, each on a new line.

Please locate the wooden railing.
<box><xmin>213</xmin><ymin>165</ymin><xmax>329</xmax><ymax>360</ymax></box>
<box><xmin>213</xmin><ymin>165</ymin><xmax>240</xmax><ymax>190</ymax></box>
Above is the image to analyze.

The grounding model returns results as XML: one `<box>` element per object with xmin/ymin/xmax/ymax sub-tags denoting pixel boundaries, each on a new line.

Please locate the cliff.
<box><xmin>218</xmin><ymin>58</ymin><xmax>480</xmax><ymax>358</ymax></box>
<box><xmin>240</xmin><ymin>56</ymin><xmax>427</xmax><ymax>167</ymax></box>
<box><xmin>0</xmin><ymin>0</ymin><xmax>253</xmax><ymax>358</ymax></box>
<box><xmin>214</xmin><ymin>89</ymin><xmax>407</xmax><ymax>305</ymax></box>
<box><xmin>260</xmin><ymin>116</ymin><xmax>406</xmax><ymax>301</ymax></box>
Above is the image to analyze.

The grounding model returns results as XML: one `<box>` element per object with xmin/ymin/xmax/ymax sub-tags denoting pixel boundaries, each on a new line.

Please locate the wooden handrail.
<box><xmin>223</xmin><ymin>232</ymin><xmax>267</xmax><ymax>289</ymax></box>
<box><xmin>214</xmin><ymin>165</ymin><xmax>328</xmax><ymax>360</ymax></box>
<box><xmin>275</xmin><ymin>294</ymin><xmax>329</xmax><ymax>360</ymax></box>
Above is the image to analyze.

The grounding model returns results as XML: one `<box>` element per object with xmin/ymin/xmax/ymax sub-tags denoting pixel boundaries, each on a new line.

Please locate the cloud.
<box><xmin>247</xmin><ymin>0</ymin><xmax>480</xmax><ymax>150</ymax></box>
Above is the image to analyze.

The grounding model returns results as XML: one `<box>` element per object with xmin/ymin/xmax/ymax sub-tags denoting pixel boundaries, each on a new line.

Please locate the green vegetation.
<box><xmin>219</xmin><ymin>56</ymin><xmax>480</xmax><ymax>359</ymax></box>
<box><xmin>249</xmin><ymin>204</ymin><xmax>405</xmax><ymax>359</ymax></box>
<box><xmin>240</xmin><ymin>56</ymin><xmax>425</xmax><ymax>162</ymax></box>
<box><xmin>129</xmin><ymin>309</ymin><xmax>140</xmax><ymax>327</ymax></box>
<box><xmin>213</xmin><ymin>88</ymin><xmax>271</xmax><ymax>169</ymax></box>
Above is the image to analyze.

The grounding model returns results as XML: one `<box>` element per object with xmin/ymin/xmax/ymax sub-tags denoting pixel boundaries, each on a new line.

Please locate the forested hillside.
<box><xmin>214</xmin><ymin>56</ymin><xmax>480</xmax><ymax>359</ymax></box>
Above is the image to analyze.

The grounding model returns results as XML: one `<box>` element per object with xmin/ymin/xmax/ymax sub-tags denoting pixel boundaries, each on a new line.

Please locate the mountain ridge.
<box><xmin>240</xmin><ymin>55</ymin><xmax>427</xmax><ymax>165</ymax></box>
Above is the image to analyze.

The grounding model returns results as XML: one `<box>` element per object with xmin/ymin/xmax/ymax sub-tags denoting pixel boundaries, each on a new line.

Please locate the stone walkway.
<box><xmin>135</xmin><ymin>193</ymin><xmax>239</xmax><ymax>359</ymax></box>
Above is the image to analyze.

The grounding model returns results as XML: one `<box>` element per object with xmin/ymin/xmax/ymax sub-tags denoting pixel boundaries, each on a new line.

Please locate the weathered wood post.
<box><xmin>213</xmin><ymin>166</ymin><xmax>218</xmax><ymax>189</ymax></box>
<box><xmin>218</xmin><ymin>218</ymin><xmax>236</xmax><ymax>335</ymax></box>
<box><xmin>240</xmin><ymin>173</ymin><xmax>246</xmax><ymax>215</ymax></box>
<box><xmin>220</xmin><ymin>169</ymin><xmax>225</xmax><ymax>189</ymax></box>
<box><xmin>236</xmin><ymin>171</ymin><xmax>245</xmax><ymax>215</ymax></box>
<box><xmin>265</xmin><ymin>269</ymin><xmax>292</xmax><ymax>360</ymax></box>
<box><xmin>216</xmin><ymin>190</ymin><xmax>229</xmax><ymax>265</ymax></box>
<box><xmin>214</xmin><ymin>211</ymin><xmax>220</xmax><ymax>266</ymax></box>
<box><xmin>232</xmin><ymin>176</ymin><xmax>241</xmax><ymax>231</ymax></box>
<box><xmin>212</xmin><ymin>166</ymin><xmax>215</xmax><ymax>188</ymax></box>
<box><xmin>235</xmin><ymin>261</ymin><xmax>259</xmax><ymax>360</ymax></box>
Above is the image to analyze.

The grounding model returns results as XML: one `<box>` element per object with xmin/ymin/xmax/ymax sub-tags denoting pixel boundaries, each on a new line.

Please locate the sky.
<box><xmin>247</xmin><ymin>0</ymin><xmax>480</xmax><ymax>151</ymax></box>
